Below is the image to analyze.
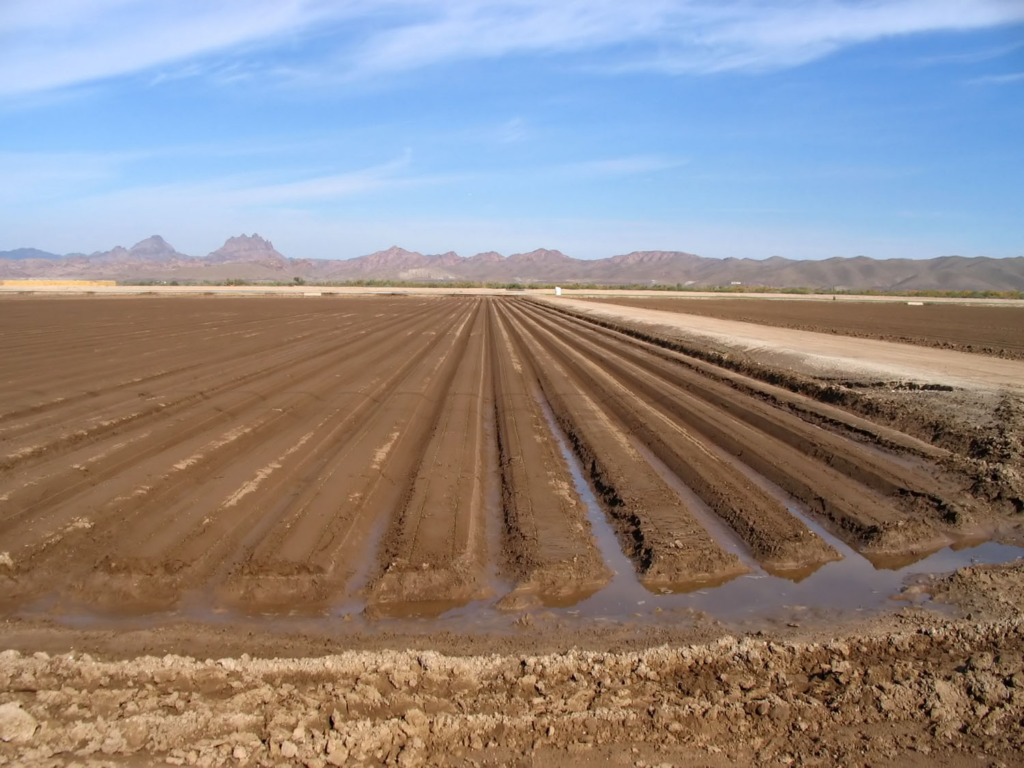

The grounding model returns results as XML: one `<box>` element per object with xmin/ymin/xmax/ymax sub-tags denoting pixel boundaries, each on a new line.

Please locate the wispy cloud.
<box><xmin>967</xmin><ymin>71</ymin><xmax>1024</xmax><ymax>84</ymax></box>
<box><xmin>69</xmin><ymin>149</ymin><xmax>448</xmax><ymax>209</ymax></box>
<box><xmin>0</xmin><ymin>0</ymin><xmax>330</xmax><ymax>96</ymax></box>
<box><xmin>561</xmin><ymin>155</ymin><xmax>689</xmax><ymax>177</ymax></box>
<box><xmin>496</xmin><ymin>117</ymin><xmax>529</xmax><ymax>144</ymax></box>
<box><xmin>0</xmin><ymin>148</ymin><xmax>149</xmax><ymax>203</ymax></box>
<box><xmin>0</xmin><ymin>143</ymin><xmax>685</xmax><ymax>216</ymax></box>
<box><xmin>916</xmin><ymin>39</ymin><xmax>1024</xmax><ymax>66</ymax></box>
<box><xmin>4</xmin><ymin>0</ymin><xmax>1024</xmax><ymax>97</ymax></box>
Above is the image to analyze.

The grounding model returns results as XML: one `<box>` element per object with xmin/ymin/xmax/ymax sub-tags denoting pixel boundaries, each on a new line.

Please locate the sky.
<box><xmin>1</xmin><ymin>1</ymin><xmax>1023</xmax><ymax>261</ymax></box>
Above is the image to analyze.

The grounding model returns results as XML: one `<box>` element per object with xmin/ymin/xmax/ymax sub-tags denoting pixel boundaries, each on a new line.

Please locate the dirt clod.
<box><xmin>0</xmin><ymin>702</ymin><xmax>37</xmax><ymax>744</ymax></box>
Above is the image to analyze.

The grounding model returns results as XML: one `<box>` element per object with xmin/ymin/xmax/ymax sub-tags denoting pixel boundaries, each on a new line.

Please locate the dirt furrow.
<box><xmin>367</xmin><ymin>303</ymin><xmax>497</xmax><ymax>612</ymax></box>
<box><xmin>83</xmin><ymin>303</ymin><xmax>473</xmax><ymax>611</ymax></box>
<box><xmin>497</xmin><ymin>302</ymin><xmax>750</xmax><ymax>590</ymax></box>
<box><xmin>0</xmin><ymin>303</ymin><xmax>446</xmax><ymax>459</ymax></box>
<box><xmin>524</xmin><ymin>300</ymin><xmax>976</xmax><ymax>531</ymax></box>
<box><xmin>518</xmin><ymin>301</ymin><xmax>951</xmax><ymax>556</ymax></box>
<box><xmin>0</xmin><ymin>300</ymin><xmax>345</xmax><ymax>398</ymax></box>
<box><xmin>489</xmin><ymin>305</ymin><xmax>611</xmax><ymax>605</ymax></box>
<box><xmin>219</xmin><ymin>301</ymin><xmax>482</xmax><ymax>609</ymax></box>
<box><xmin>1</xmin><ymin>294</ymin><xmax>1019</xmax><ymax>629</ymax></box>
<box><xmin>504</xmin><ymin>301</ymin><xmax>838</xmax><ymax>574</ymax></box>
<box><xmin>528</xmin><ymin>298</ymin><xmax>950</xmax><ymax>461</ymax></box>
<box><xmin>0</xmin><ymin>301</ymin><xmax>456</xmax><ymax>535</ymax></box>
<box><xmin>0</xmin><ymin>318</ymin><xmax>343</xmax><ymax>432</ymax></box>
<box><xmin>0</xmin><ymin>299</ymin><xmax>432</xmax><ymax>417</ymax></box>
<box><xmin>0</xmin><ymin>304</ymin><xmax>472</xmax><ymax>608</ymax></box>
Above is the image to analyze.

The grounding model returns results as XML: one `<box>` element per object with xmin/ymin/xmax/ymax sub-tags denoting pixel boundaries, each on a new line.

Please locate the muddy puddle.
<box><xmin>17</xmin><ymin>534</ymin><xmax>1023</xmax><ymax>637</ymax></box>
<box><xmin>12</xmin><ymin>405</ymin><xmax>1024</xmax><ymax>636</ymax></box>
<box><xmin>533</xmin><ymin>395</ymin><xmax>1024</xmax><ymax>622</ymax></box>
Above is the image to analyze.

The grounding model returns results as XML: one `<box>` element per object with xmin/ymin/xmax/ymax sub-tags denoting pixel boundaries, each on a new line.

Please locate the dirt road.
<box><xmin>580</xmin><ymin>295</ymin><xmax>1024</xmax><ymax>359</ymax></box>
<box><xmin>547</xmin><ymin>296</ymin><xmax>1024</xmax><ymax>391</ymax></box>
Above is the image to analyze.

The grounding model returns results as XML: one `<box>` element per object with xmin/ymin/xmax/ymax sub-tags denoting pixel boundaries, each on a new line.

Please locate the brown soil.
<box><xmin>581</xmin><ymin>295</ymin><xmax>1024</xmax><ymax>360</ymax></box>
<box><xmin>2</xmin><ymin>294</ymin><xmax>1024</xmax><ymax>766</ymax></box>
<box><xmin>537</xmin><ymin>297</ymin><xmax>1024</xmax><ymax>521</ymax></box>
<box><xmin>1</xmin><ymin>295</ymin><xmax>1011</xmax><ymax>618</ymax></box>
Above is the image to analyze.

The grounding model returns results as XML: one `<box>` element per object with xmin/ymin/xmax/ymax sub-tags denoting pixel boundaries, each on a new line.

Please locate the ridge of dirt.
<box><xmin>530</xmin><ymin>298</ymin><xmax>1024</xmax><ymax>521</ymax></box>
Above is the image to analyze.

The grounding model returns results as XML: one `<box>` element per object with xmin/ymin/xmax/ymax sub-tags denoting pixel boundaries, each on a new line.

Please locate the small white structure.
<box><xmin>555</xmin><ymin>286</ymin><xmax>562</xmax><ymax>297</ymax></box>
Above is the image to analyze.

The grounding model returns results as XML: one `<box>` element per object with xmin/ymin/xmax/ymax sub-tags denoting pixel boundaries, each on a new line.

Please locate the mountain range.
<box><xmin>2</xmin><ymin>234</ymin><xmax>1022</xmax><ymax>291</ymax></box>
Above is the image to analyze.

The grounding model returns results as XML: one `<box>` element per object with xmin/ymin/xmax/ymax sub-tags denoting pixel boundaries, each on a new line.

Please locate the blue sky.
<box><xmin>1</xmin><ymin>1</ymin><xmax>1022</xmax><ymax>261</ymax></box>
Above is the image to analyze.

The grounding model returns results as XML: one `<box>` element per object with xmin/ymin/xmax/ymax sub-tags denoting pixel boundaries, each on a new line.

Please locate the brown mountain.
<box><xmin>206</xmin><ymin>234</ymin><xmax>284</xmax><ymax>264</ymax></box>
<box><xmin>1</xmin><ymin>235</ymin><xmax>1022</xmax><ymax>291</ymax></box>
<box><xmin>127</xmin><ymin>235</ymin><xmax>182</xmax><ymax>262</ymax></box>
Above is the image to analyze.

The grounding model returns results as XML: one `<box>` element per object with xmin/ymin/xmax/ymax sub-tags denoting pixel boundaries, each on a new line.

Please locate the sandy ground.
<box><xmin>541</xmin><ymin>296</ymin><xmax>1024</xmax><ymax>392</ymax></box>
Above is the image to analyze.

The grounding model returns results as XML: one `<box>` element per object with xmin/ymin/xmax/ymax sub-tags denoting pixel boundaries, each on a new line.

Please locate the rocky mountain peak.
<box><xmin>216</xmin><ymin>234</ymin><xmax>276</xmax><ymax>254</ymax></box>
<box><xmin>507</xmin><ymin>248</ymin><xmax>570</xmax><ymax>263</ymax></box>
<box><xmin>467</xmin><ymin>251</ymin><xmax>505</xmax><ymax>263</ymax></box>
<box><xmin>207</xmin><ymin>234</ymin><xmax>284</xmax><ymax>264</ymax></box>
<box><xmin>129</xmin><ymin>235</ymin><xmax>179</xmax><ymax>261</ymax></box>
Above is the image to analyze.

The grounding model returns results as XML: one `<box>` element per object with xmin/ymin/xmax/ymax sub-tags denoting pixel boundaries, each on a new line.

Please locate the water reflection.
<box><xmin>535</xmin><ymin>383</ymin><xmax>1024</xmax><ymax>620</ymax></box>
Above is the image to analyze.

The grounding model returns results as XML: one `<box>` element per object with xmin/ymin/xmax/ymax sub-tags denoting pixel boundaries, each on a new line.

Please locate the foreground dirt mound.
<box><xmin>0</xmin><ymin>564</ymin><xmax>1021</xmax><ymax>767</ymax></box>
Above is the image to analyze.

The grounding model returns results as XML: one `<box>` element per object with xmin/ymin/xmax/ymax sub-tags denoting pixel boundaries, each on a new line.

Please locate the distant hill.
<box><xmin>1</xmin><ymin>235</ymin><xmax>1022</xmax><ymax>291</ymax></box>
<box><xmin>0</xmin><ymin>248</ymin><xmax>62</xmax><ymax>261</ymax></box>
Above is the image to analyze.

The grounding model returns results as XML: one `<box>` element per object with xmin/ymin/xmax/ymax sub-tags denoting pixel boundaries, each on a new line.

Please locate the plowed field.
<box><xmin>5</xmin><ymin>295</ymin><xmax>1024</xmax><ymax>767</ymax></box>
<box><xmin>1</xmin><ymin>295</ymin><xmax>1017</xmax><ymax>623</ymax></box>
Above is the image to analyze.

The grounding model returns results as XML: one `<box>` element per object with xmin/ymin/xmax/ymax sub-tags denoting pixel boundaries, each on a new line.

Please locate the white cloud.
<box><xmin>968</xmin><ymin>71</ymin><xmax>1024</xmax><ymax>84</ymax></box>
<box><xmin>0</xmin><ymin>149</ymin><xmax>147</xmax><ymax>203</ymax></box>
<box><xmin>0</xmin><ymin>0</ymin><xmax>330</xmax><ymax>95</ymax></box>
<box><xmin>1</xmin><ymin>142</ymin><xmax>690</xmax><ymax>213</ymax></box>
<box><xmin>916</xmin><ymin>39</ymin><xmax>1024</xmax><ymax>66</ymax></box>
<box><xmin>3</xmin><ymin>0</ymin><xmax>1024</xmax><ymax>96</ymax></box>
<box><xmin>563</xmin><ymin>155</ymin><xmax>688</xmax><ymax>177</ymax></box>
<box><xmin>58</xmin><ymin>149</ymin><xmax>441</xmax><ymax>209</ymax></box>
<box><xmin>496</xmin><ymin>117</ymin><xmax>529</xmax><ymax>144</ymax></box>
